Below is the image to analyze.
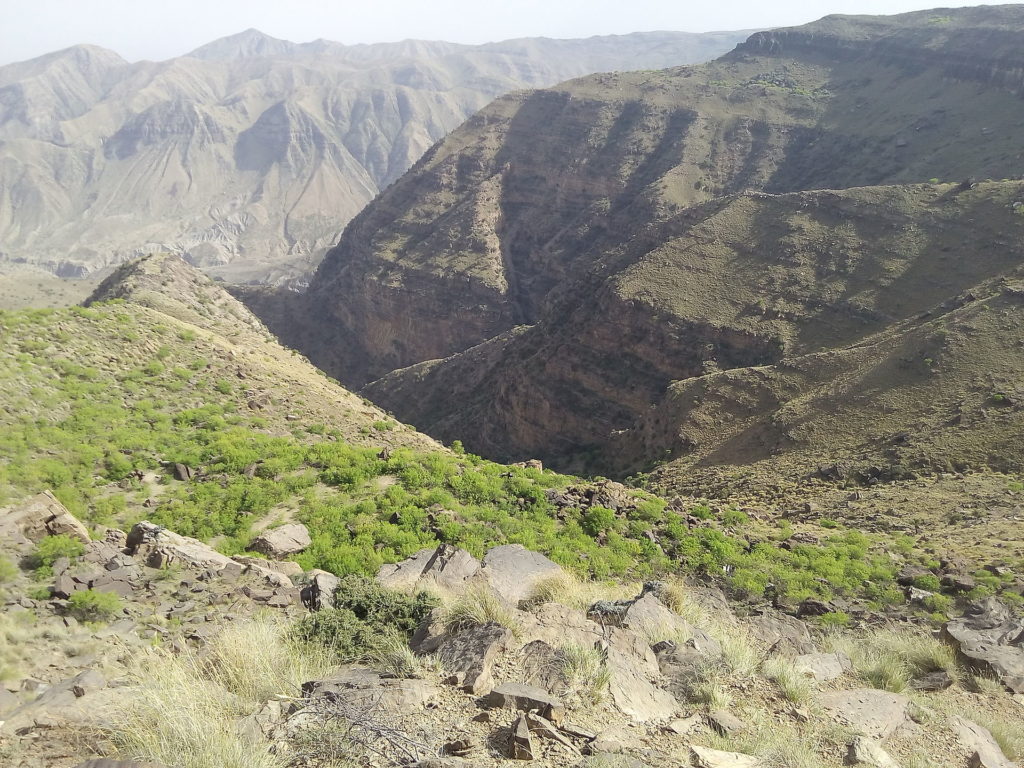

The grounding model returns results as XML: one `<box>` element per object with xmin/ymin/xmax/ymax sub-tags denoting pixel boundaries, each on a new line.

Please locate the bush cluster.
<box><xmin>291</xmin><ymin>576</ymin><xmax>437</xmax><ymax>660</ymax></box>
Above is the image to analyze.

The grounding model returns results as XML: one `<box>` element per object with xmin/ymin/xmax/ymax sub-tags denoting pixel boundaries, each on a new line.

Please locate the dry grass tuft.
<box><xmin>704</xmin><ymin>718</ymin><xmax>838</xmax><ymax>768</ymax></box>
<box><xmin>969</xmin><ymin>712</ymin><xmax>1024</xmax><ymax>761</ymax></box>
<box><xmin>824</xmin><ymin>627</ymin><xmax>957</xmax><ymax>694</ymax></box>
<box><xmin>109</xmin><ymin>614</ymin><xmax>333</xmax><ymax>768</ymax></box>
<box><xmin>440</xmin><ymin>585</ymin><xmax>522</xmax><ymax>637</ymax></box>
<box><xmin>762</xmin><ymin>657</ymin><xmax>814</xmax><ymax>704</ymax></box>
<box><xmin>370</xmin><ymin>634</ymin><xmax>440</xmax><ymax>679</ymax></box>
<box><xmin>559</xmin><ymin>644</ymin><xmax>611</xmax><ymax>705</ymax></box>
<box><xmin>522</xmin><ymin>571</ymin><xmax>639</xmax><ymax>610</ymax></box>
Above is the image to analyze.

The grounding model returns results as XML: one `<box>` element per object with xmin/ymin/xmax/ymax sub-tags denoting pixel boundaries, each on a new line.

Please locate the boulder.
<box><xmin>301</xmin><ymin>569</ymin><xmax>340</xmax><ymax>611</ymax></box>
<box><xmin>302</xmin><ymin>667</ymin><xmax>437</xmax><ymax>715</ymax></box>
<box><xmin>818</xmin><ymin>689</ymin><xmax>910</xmax><ymax>739</ymax></box>
<box><xmin>707</xmin><ymin>709</ymin><xmax>747</xmax><ymax>736</ymax></box>
<box><xmin>519</xmin><ymin>602</ymin><xmax>604</xmax><ymax>649</ymax></box>
<box><xmin>792</xmin><ymin>652</ymin><xmax>853</xmax><ymax>683</ymax></box>
<box><xmin>0</xmin><ymin>490</ymin><xmax>90</xmax><ymax>544</ymax></box>
<box><xmin>508</xmin><ymin>713</ymin><xmax>534</xmax><ymax>760</ymax></box>
<box><xmin>480</xmin><ymin>544</ymin><xmax>563</xmax><ymax>604</ymax></box>
<box><xmin>951</xmin><ymin>716</ymin><xmax>1014</xmax><ymax>768</ymax></box>
<box><xmin>248</xmin><ymin>523</ymin><xmax>311</xmax><ymax>558</ymax></box>
<box><xmin>942</xmin><ymin>599</ymin><xmax>1024</xmax><ymax>692</ymax></box>
<box><xmin>846</xmin><ymin>736</ymin><xmax>901</xmax><ymax>767</ymax></box>
<box><xmin>1</xmin><ymin>669</ymin><xmax>107</xmax><ymax>734</ymax></box>
<box><xmin>690</xmin><ymin>745</ymin><xmax>760</xmax><ymax>768</ymax></box>
<box><xmin>622</xmin><ymin>593</ymin><xmax>719</xmax><ymax>652</ymax></box>
<box><xmin>585</xmin><ymin>725</ymin><xmax>632</xmax><ymax>754</ymax></box>
<box><xmin>519</xmin><ymin>640</ymin><xmax>569</xmax><ymax>694</ymax></box>
<box><xmin>910</xmin><ymin>670</ymin><xmax>955</xmax><ymax>691</ymax></box>
<box><xmin>411</xmin><ymin>607</ymin><xmax>448</xmax><ymax>653</ymax></box>
<box><xmin>480</xmin><ymin>682</ymin><xmax>563</xmax><ymax>721</ymax></box>
<box><xmin>376</xmin><ymin>543</ymin><xmax>481</xmax><ymax>593</ymax></box>
<box><xmin>747</xmin><ymin>612</ymin><xmax>815</xmax><ymax>655</ymax></box>
<box><xmin>605</xmin><ymin>627</ymin><xmax>677</xmax><ymax>722</ymax></box>
<box><xmin>437</xmin><ymin>622</ymin><xmax>512</xmax><ymax>694</ymax></box>
<box><xmin>665</xmin><ymin>714</ymin><xmax>702</xmax><ymax>736</ymax></box>
<box><xmin>126</xmin><ymin>521</ymin><xmax>234</xmax><ymax>571</ymax></box>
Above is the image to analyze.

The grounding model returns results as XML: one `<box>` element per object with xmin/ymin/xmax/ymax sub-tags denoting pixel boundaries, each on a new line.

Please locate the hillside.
<box><xmin>0</xmin><ymin>28</ymin><xmax>748</xmax><ymax>284</ymax></box>
<box><xmin>253</xmin><ymin>6</ymin><xmax>1024</xmax><ymax>495</ymax></box>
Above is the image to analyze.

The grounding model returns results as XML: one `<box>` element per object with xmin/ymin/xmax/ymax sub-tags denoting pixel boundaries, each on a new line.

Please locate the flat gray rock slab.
<box><xmin>249</xmin><ymin>522</ymin><xmax>311</xmax><ymax>557</ymax></box>
<box><xmin>818</xmin><ymin>688</ymin><xmax>910</xmax><ymax>739</ymax></box>
<box><xmin>302</xmin><ymin>667</ymin><xmax>437</xmax><ymax>715</ymax></box>
<box><xmin>951</xmin><ymin>715</ymin><xmax>1014</xmax><ymax>768</ymax></box>
<box><xmin>437</xmin><ymin>622</ymin><xmax>512</xmax><ymax>695</ymax></box>
<box><xmin>606</xmin><ymin>627</ymin><xmax>677</xmax><ymax>722</ymax></box>
<box><xmin>377</xmin><ymin>543</ymin><xmax>481</xmax><ymax>593</ymax></box>
<box><xmin>943</xmin><ymin>599</ymin><xmax>1024</xmax><ymax>693</ymax></box>
<box><xmin>793</xmin><ymin>651</ymin><xmax>853</xmax><ymax>682</ymax></box>
<box><xmin>480</xmin><ymin>544</ymin><xmax>563</xmax><ymax>605</ymax></box>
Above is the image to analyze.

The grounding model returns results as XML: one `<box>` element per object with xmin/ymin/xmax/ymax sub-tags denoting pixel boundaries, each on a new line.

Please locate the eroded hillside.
<box><xmin>252</xmin><ymin>7</ymin><xmax>1024</xmax><ymax>495</ymax></box>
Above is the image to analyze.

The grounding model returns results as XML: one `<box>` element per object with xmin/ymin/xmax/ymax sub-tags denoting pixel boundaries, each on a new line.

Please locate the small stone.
<box><xmin>690</xmin><ymin>745</ymin><xmax>760</xmax><ymax>768</ymax></box>
<box><xmin>665</xmin><ymin>714</ymin><xmax>702</xmax><ymax>735</ymax></box>
<box><xmin>707</xmin><ymin>709</ymin><xmax>747</xmax><ymax>736</ymax></box>
<box><xmin>846</xmin><ymin>736</ymin><xmax>901</xmax><ymax>767</ymax></box>
<box><xmin>508</xmin><ymin>714</ymin><xmax>534</xmax><ymax>760</ymax></box>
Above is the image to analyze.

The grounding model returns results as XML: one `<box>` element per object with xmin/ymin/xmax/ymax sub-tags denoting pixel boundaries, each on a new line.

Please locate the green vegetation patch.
<box><xmin>0</xmin><ymin>303</ymin><xmax>913</xmax><ymax>605</ymax></box>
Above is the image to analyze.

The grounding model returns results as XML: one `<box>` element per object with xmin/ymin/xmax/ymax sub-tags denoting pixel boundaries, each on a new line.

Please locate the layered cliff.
<box><xmin>288</xmin><ymin>6</ymin><xmax>1024</xmax><ymax>391</ymax></box>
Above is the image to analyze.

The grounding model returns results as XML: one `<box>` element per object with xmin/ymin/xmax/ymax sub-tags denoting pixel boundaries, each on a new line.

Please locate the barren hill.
<box><xmin>0</xmin><ymin>29</ymin><xmax>748</xmax><ymax>284</ymax></box>
<box><xmin>259</xmin><ymin>6</ymin><xmax>1024</xmax><ymax>491</ymax></box>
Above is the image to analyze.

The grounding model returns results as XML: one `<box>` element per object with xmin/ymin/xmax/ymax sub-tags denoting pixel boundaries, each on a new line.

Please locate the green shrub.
<box><xmin>721</xmin><ymin>508</ymin><xmax>749</xmax><ymax>527</ymax></box>
<box><xmin>67</xmin><ymin>589</ymin><xmax>123</xmax><ymax>621</ymax></box>
<box><xmin>27</xmin><ymin>585</ymin><xmax>51</xmax><ymax>600</ymax></box>
<box><xmin>332</xmin><ymin>575</ymin><xmax>437</xmax><ymax>635</ymax></box>
<box><xmin>30</xmin><ymin>534</ymin><xmax>85</xmax><ymax>569</ymax></box>
<box><xmin>0</xmin><ymin>557</ymin><xmax>17</xmax><ymax>584</ymax></box>
<box><xmin>818</xmin><ymin>611</ymin><xmax>851</xmax><ymax>628</ymax></box>
<box><xmin>291</xmin><ymin>607</ymin><xmax>402</xmax><ymax>661</ymax></box>
<box><xmin>912</xmin><ymin>574</ymin><xmax>942</xmax><ymax>592</ymax></box>
<box><xmin>582</xmin><ymin>506</ymin><xmax>618</xmax><ymax>537</ymax></box>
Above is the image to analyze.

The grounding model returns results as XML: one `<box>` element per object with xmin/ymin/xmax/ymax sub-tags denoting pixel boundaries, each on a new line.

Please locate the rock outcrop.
<box><xmin>248</xmin><ymin>523</ymin><xmax>311</xmax><ymax>558</ymax></box>
<box><xmin>942</xmin><ymin>599</ymin><xmax>1024</xmax><ymax>692</ymax></box>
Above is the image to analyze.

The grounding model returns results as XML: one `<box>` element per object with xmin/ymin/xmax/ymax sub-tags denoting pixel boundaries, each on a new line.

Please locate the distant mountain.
<box><xmin>0</xmin><ymin>28</ymin><xmax>750</xmax><ymax>283</ymax></box>
<box><xmin>258</xmin><ymin>6</ymin><xmax>1024</xmax><ymax>488</ymax></box>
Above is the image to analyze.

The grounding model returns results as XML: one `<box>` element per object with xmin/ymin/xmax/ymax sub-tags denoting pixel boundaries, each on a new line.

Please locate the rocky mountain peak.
<box><xmin>186</xmin><ymin>27</ymin><xmax>298</xmax><ymax>60</ymax></box>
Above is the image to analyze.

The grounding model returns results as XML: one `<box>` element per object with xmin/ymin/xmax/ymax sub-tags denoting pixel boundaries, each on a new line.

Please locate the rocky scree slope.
<box><xmin>0</xmin><ymin>28</ymin><xmax>748</xmax><ymax>283</ymax></box>
<box><xmin>258</xmin><ymin>6</ymin><xmax>1024</xmax><ymax>486</ymax></box>
<box><xmin>2</xmin><ymin>492</ymin><xmax>1023</xmax><ymax>768</ymax></box>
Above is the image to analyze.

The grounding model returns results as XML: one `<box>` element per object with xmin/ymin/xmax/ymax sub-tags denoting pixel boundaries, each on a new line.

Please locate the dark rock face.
<box><xmin>942</xmin><ymin>599</ymin><xmax>1024</xmax><ymax>692</ymax></box>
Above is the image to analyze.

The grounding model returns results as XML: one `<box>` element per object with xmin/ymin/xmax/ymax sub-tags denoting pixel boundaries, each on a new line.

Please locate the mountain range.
<box><xmin>247</xmin><ymin>5</ymin><xmax>1024</xmax><ymax>493</ymax></box>
<box><xmin>0</xmin><ymin>27</ymin><xmax>749</xmax><ymax>284</ymax></box>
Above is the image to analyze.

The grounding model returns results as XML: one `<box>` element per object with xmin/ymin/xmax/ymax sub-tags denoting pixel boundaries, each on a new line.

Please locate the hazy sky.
<box><xmin>1</xmin><ymin>0</ymin><xmax>995</xmax><ymax>65</ymax></box>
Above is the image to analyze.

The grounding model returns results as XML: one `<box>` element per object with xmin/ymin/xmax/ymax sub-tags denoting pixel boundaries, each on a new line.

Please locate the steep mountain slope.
<box><xmin>363</xmin><ymin>181</ymin><xmax>1024</xmax><ymax>475</ymax></box>
<box><xmin>261</xmin><ymin>6</ymin><xmax>1024</xmax><ymax>489</ymax></box>
<box><xmin>0</xmin><ymin>29</ymin><xmax>748</xmax><ymax>283</ymax></box>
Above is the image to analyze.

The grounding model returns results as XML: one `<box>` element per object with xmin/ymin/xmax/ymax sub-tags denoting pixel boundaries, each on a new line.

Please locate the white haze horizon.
<box><xmin>0</xmin><ymin>0</ymin><xmax>996</xmax><ymax>66</ymax></box>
